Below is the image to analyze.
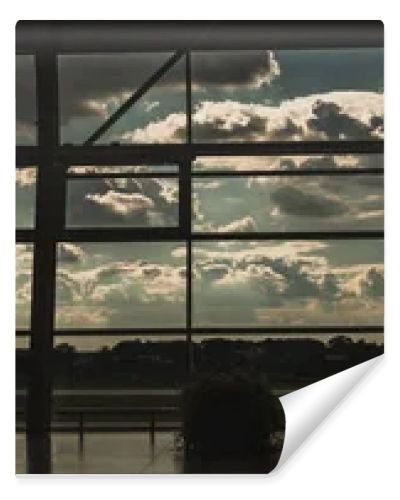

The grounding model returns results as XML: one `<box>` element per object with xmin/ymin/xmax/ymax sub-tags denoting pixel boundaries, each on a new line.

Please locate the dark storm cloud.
<box><xmin>54</xmin><ymin>52</ymin><xmax>275</xmax><ymax>124</ymax></box>
<box><xmin>270</xmin><ymin>186</ymin><xmax>348</xmax><ymax>218</ymax></box>
<box><xmin>193</xmin><ymin>113</ymin><xmax>267</xmax><ymax>141</ymax></box>
<box><xmin>58</xmin><ymin>53</ymin><xmax>173</xmax><ymax>123</ymax></box>
<box><xmin>266</xmin><ymin>119</ymin><xmax>303</xmax><ymax>141</ymax></box>
<box><xmin>262</xmin><ymin>257</ymin><xmax>320</xmax><ymax>298</ymax></box>
<box><xmin>307</xmin><ymin>100</ymin><xmax>383</xmax><ymax>140</ymax></box>
<box><xmin>196</xmin><ymin>250</ymin><xmax>323</xmax><ymax>301</ymax></box>
<box><xmin>192</xmin><ymin>51</ymin><xmax>275</xmax><ymax>86</ymax></box>
<box><xmin>201</xmin><ymin>263</ymin><xmax>231</xmax><ymax>281</ymax></box>
<box><xmin>15</xmin><ymin>51</ymin><xmax>277</xmax><ymax>130</ymax></box>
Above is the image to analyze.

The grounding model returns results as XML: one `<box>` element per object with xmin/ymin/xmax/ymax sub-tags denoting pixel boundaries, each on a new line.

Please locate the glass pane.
<box><xmin>53</xmin><ymin>335</ymin><xmax>186</xmax><ymax>389</ymax></box>
<box><xmin>16</xmin><ymin>244</ymin><xmax>33</xmax><ymax>329</ymax></box>
<box><xmin>55</xmin><ymin>242</ymin><xmax>186</xmax><ymax>328</ymax></box>
<box><xmin>59</xmin><ymin>53</ymin><xmax>186</xmax><ymax>145</ymax></box>
<box><xmin>16</xmin><ymin>55</ymin><xmax>37</xmax><ymax>145</ymax></box>
<box><xmin>66</xmin><ymin>177</ymin><xmax>179</xmax><ymax>228</ymax></box>
<box><xmin>51</xmin><ymin>334</ymin><xmax>184</xmax><ymax>473</ymax></box>
<box><xmin>192</xmin><ymin>175</ymin><xmax>383</xmax><ymax>232</ymax></box>
<box><xmin>193</xmin><ymin>154</ymin><xmax>383</xmax><ymax>172</ymax></box>
<box><xmin>16</xmin><ymin>167</ymin><xmax>36</xmax><ymax>228</ymax></box>
<box><xmin>191</xmin><ymin>49</ymin><xmax>383</xmax><ymax>142</ymax></box>
<box><xmin>192</xmin><ymin>240</ymin><xmax>384</xmax><ymax>327</ymax></box>
<box><xmin>193</xmin><ymin>332</ymin><xmax>383</xmax><ymax>395</ymax></box>
<box><xmin>96</xmin><ymin>57</ymin><xmax>186</xmax><ymax>145</ymax></box>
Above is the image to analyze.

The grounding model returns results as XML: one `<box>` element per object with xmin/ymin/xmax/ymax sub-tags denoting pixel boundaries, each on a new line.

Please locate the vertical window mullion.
<box><xmin>27</xmin><ymin>48</ymin><xmax>62</xmax><ymax>474</ymax></box>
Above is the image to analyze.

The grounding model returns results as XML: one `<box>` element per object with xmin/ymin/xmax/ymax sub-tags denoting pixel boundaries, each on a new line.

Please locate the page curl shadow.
<box><xmin>274</xmin><ymin>355</ymin><xmax>383</xmax><ymax>471</ymax></box>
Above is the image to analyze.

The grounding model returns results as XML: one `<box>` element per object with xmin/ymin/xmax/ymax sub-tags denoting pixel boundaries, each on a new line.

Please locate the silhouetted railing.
<box><xmin>17</xmin><ymin>406</ymin><xmax>181</xmax><ymax>456</ymax></box>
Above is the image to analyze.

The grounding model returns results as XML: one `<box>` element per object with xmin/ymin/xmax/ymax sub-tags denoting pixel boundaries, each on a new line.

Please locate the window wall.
<box><xmin>16</xmin><ymin>34</ymin><xmax>384</xmax><ymax>473</ymax></box>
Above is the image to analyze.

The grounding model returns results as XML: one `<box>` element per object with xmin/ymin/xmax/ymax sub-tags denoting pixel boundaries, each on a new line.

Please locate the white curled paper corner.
<box><xmin>275</xmin><ymin>354</ymin><xmax>383</xmax><ymax>470</ymax></box>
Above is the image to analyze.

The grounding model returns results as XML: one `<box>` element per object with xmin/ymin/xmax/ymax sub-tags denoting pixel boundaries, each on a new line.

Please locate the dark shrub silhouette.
<box><xmin>182</xmin><ymin>372</ymin><xmax>285</xmax><ymax>473</ymax></box>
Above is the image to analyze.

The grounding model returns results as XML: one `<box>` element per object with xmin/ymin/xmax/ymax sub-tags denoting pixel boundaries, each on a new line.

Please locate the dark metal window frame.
<box><xmin>16</xmin><ymin>24</ymin><xmax>384</xmax><ymax>473</ymax></box>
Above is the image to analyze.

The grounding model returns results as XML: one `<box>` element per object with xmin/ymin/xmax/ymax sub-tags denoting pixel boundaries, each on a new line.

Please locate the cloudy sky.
<box><xmin>16</xmin><ymin>48</ymin><xmax>383</xmax><ymax>144</ymax></box>
<box><xmin>193</xmin><ymin>171</ymin><xmax>383</xmax><ymax>232</ymax></box>
<box><xmin>16</xmin><ymin>239</ymin><xmax>383</xmax><ymax>332</ymax></box>
<box><xmin>16</xmin><ymin>48</ymin><xmax>383</xmax><ymax>345</ymax></box>
<box><xmin>192</xmin><ymin>239</ymin><xmax>383</xmax><ymax>328</ymax></box>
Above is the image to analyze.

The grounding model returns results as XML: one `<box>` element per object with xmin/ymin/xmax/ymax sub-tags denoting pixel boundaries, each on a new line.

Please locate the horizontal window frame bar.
<box><xmin>192</xmin><ymin>231</ymin><xmax>384</xmax><ymax>240</ymax></box>
<box><xmin>16</xmin><ymin>231</ymin><xmax>35</xmax><ymax>243</ymax></box>
<box><xmin>16</xmin><ymin>140</ymin><xmax>384</xmax><ymax>166</ymax></box>
<box><xmin>192</xmin><ymin>168</ymin><xmax>384</xmax><ymax>177</ymax></box>
<box><xmin>57</xmin><ymin>145</ymin><xmax>189</xmax><ymax>163</ymax></box>
<box><xmin>20</xmin><ymin>326</ymin><xmax>383</xmax><ymax>337</ymax></box>
<box><xmin>57</xmin><ymin>142</ymin><xmax>384</xmax><ymax>162</ymax></box>
<box><xmin>16</xmin><ymin>330</ymin><xmax>31</xmax><ymax>336</ymax></box>
<box><xmin>17</xmin><ymin>229</ymin><xmax>384</xmax><ymax>243</ymax></box>
<box><xmin>16</xmin><ymin>147</ymin><xmax>38</xmax><ymax>166</ymax></box>
<box><xmin>190</xmin><ymin>141</ymin><xmax>384</xmax><ymax>156</ymax></box>
<box><xmin>54</xmin><ymin>228</ymin><xmax>184</xmax><ymax>241</ymax></box>
<box><xmin>16</xmin><ymin>142</ymin><xmax>384</xmax><ymax>166</ymax></box>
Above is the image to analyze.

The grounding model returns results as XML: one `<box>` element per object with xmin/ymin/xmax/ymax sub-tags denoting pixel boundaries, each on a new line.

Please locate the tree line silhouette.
<box><xmin>17</xmin><ymin>336</ymin><xmax>383</xmax><ymax>393</ymax></box>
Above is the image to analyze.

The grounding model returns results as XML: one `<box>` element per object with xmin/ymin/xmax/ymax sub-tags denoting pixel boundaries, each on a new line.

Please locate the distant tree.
<box><xmin>328</xmin><ymin>335</ymin><xmax>353</xmax><ymax>350</ymax></box>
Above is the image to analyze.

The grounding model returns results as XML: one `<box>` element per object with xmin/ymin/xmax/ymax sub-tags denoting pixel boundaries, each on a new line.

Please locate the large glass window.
<box><xmin>53</xmin><ymin>335</ymin><xmax>186</xmax><ymax>389</ymax></box>
<box><xmin>192</xmin><ymin>239</ymin><xmax>384</xmax><ymax>327</ymax></box>
<box><xmin>192</xmin><ymin>175</ymin><xmax>383</xmax><ymax>232</ymax></box>
<box><xmin>16</xmin><ymin>32</ymin><xmax>384</xmax><ymax>474</ymax></box>
<box><xmin>55</xmin><ymin>242</ymin><xmax>187</xmax><ymax>329</ymax></box>
<box><xmin>191</xmin><ymin>49</ymin><xmax>383</xmax><ymax>142</ymax></box>
<box><xmin>58</xmin><ymin>53</ymin><xmax>186</xmax><ymax>145</ymax></box>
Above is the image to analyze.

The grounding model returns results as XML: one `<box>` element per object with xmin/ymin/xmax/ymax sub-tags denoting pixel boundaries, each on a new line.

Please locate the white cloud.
<box><xmin>120</xmin><ymin>112</ymin><xmax>186</xmax><ymax>143</ymax></box>
<box><xmin>118</xmin><ymin>91</ymin><xmax>383</xmax><ymax>144</ymax></box>
<box><xmin>194</xmin><ymin>241</ymin><xmax>383</xmax><ymax>306</ymax></box>
<box><xmin>58</xmin><ymin>243</ymin><xmax>86</xmax><ymax>263</ymax></box>
<box><xmin>86</xmin><ymin>190</ymin><xmax>154</xmax><ymax>215</ymax></box>
<box><xmin>217</xmin><ymin>216</ymin><xmax>256</xmax><ymax>233</ymax></box>
<box><xmin>16</xmin><ymin>168</ymin><xmax>36</xmax><ymax>187</ymax></box>
<box><xmin>56</xmin><ymin>256</ymin><xmax>186</xmax><ymax>328</ymax></box>
<box><xmin>144</xmin><ymin>100</ymin><xmax>160</xmax><ymax>113</ymax></box>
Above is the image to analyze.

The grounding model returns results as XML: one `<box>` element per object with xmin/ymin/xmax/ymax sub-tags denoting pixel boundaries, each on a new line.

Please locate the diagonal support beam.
<box><xmin>84</xmin><ymin>51</ymin><xmax>184</xmax><ymax>145</ymax></box>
